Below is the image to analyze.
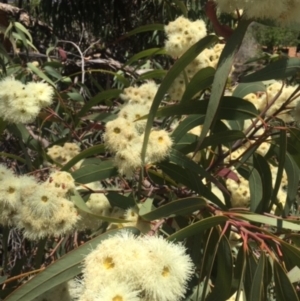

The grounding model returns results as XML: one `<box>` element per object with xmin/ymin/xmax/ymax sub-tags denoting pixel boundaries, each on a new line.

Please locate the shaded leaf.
<box><xmin>273</xmin><ymin>260</ymin><xmax>299</xmax><ymax>301</ymax></box>
<box><xmin>181</xmin><ymin>67</ymin><xmax>215</xmax><ymax>103</ymax></box>
<box><xmin>27</xmin><ymin>63</ymin><xmax>55</xmax><ymax>87</ymax></box>
<box><xmin>71</xmin><ymin>160</ymin><xmax>118</xmax><ymax>184</ymax></box>
<box><xmin>140</xmin><ymin>197</ymin><xmax>207</xmax><ymax>221</ymax></box>
<box><xmin>124</xmin><ymin>24</ymin><xmax>164</xmax><ymax>37</ymax></box>
<box><xmin>125</xmin><ymin>48</ymin><xmax>166</xmax><ymax>66</ymax></box>
<box><xmin>241</xmin><ymin>57</ymin><xmax>300</xmax><ymax>82</ymax></box>
<box><xmin>167</xmin><ymin>216</ymin><xmax>228</xmax><ymax>242</ymax></box>
<box><xmin>233</xmin><ymin>82</ymin><xmax>266</xmax><ymax>98</ymax></box>
<box><xmin>106</xmin><ymin>192</ymin><xmax>136</xmax><ymax>209</ymax></box>
<box><xmin>249</xmin><ymin>253</ymin><xmax>266</xmax><ymax>301</ymax></box>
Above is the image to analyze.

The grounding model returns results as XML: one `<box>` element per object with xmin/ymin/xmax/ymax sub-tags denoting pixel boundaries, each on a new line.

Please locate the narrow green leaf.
<box><xmin>141</xmin><ymin>35</ymin><xmax>218</xmax><ymax>164</ymax></box>
<box><xmin>14</xmin><ymin>22</ymin><xmax>33</xmax><ymax>42</ymax></box>
<box><xmin>197</xmin><ymin>20</ymin><xmax>252</xmax><ymax>149</ymax></box>
<box><xmin>67</xmin><ymin>92</ymin><xmax>84</xmax><ymax>102</ymax></box>
<box><xmin>71</xmin><ymin>160</ymin><xmax>118</xmax><ymax>184</ymax></box>
<box><xmin>206</xmin><ymin>235</ymin><xmax>233</xmax><ymax>301</ymax></box>
<box><xmin>241</xmin><ymin>58</ymin><xmax>300</xmax><ymax>82</ymax></box>
<box><xmin>106</xmin><ymin>192</ymin><xmax>136</xmax><ymax>209</ymax></box>
<box><xmin>44</xmin><ymin>66</ymin><xmax>62</xmax><ymax>80</ymax></box>
<box><xmin>152</xmin><ymin>97</ymin><xmax>258</xmax><ymax>120</ymax></box>
<box><xmin>77</xmin><ymin>89</ymin><xmax>121</xmax><ymax>118</ymax></box>
<box><xmin>273</xmin><ymin>260</ymin><xmax>299</xmax><ymax>301</ymax></box>
<box><xmin>171</xmin><ymin>115</ymin><xmax>205</xmax><ymax>143</ymax></box>
<box><xmin>125</xmin><ymin>48</ymin><xmax>166</xmax><ymax>66</ymax></box>
<box><xmin>27</xmin><ymin>63</ymin><xmax>55</xmax><ymax>87</ymax></box>
<box><xmin>287</xmin><ymin>128</ymin><xmax>300</xmax><ymax>168</ymax></box>
<box><xmin>244</xmin><ymin>250</ymin><xmax>258</xmax><ymax>300</ymax></box>
<box><xmin>181</xmin><ymin>67</ymin><xmax>215</xmax><ymax>103</ymax></box>
<box><xmin>232</xmin><ymin>212</ymin><xmax>300</xmax><ymax>231</ymax></box>
<box><xmin>280</xmin><ymin>240</ymin><xmax>300</xmax><ymax>272</ymax></box>
<box><xmin>61</xmin><ymin>145</ymin><xmax>106</xmax><ymax>171</ymax></box>
<box><xmin>253</xmin><ymin>154</ymin><xmax>273</xmax><ymax>213</ymax></box>
<box><xmin>233</xmin><ymin>82</ymin><xmax>266</xmax><ymax>98</ymax></box>
<box><xmin>124</xmin><ymin>24</ymin><xmax>164</xmax><ymax>37</ymax></box>
<box><xmin>249</xmin><ymin>253</ymin><xmax>266</xmax><ymax>301</ymax></box>
<box><xmin>140</xmin><ymin>197</ymin><xmax>207</xmax><ymax>221</ymax></box>
<box><xmin>4</xmin><ymin>228</ymin><xmax>140</xmax><ymax>301</ymax></box>
<box><xmin>167</xmin><ymin>215</ymin><xmax>228</xmax><ymax>242</ymax></box>
<box><xmin>138</xmin><ymin>69</ymin><xmax>167</xmax><ymax>80</ymax></box>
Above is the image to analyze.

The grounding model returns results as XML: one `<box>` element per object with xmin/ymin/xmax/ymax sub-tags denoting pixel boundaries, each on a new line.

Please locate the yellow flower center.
<box><xmin>114</xmin><ymin>127</ymin><xmax>121</xmax><ymax>134</ymax></box>
<box><xmin>103</xmin><ymin>257</ymin><xmax>115</xmax><ymax>269</ymax></box>
<box><xmin>112</xmin><ymin>295</ymin><xmax>123</xmax><ymax>301</ymax></box>
<box><xmin>8</xmin><ymin>187</ymin><xmax>15</xmax><ymax>194</ymax></box>
<box><xmin>158</xmin><ymin>136</ymin><xmax>164</xmax><ymax>143</ymax></box>
<box><xmin>41</xmin><ymin>196</ymin><xmax>48</xmax><ymax>202</ymax></box>
<box><xmin>162</xmin><ymin>266</ymin><xmax>170</xmax><ymax>277</ymax></box>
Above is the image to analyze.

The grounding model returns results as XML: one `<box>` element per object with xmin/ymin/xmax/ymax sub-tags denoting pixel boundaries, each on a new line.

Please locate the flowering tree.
<box><xmin>1</xmin><ymin>1</ymin><xmax>300</xmax><ymax>301</ymax></box>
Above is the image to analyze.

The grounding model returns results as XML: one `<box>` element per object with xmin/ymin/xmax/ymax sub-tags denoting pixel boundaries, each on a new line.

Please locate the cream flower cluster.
<box><xmin>165</xmin><ymin>17</ymin><xmax>226</xmax><ymax>101</ymax></box>
<box><xmin>0</xmin><ymin>77</ymin><xmax>54</xmax><ymax>123</ymax></box>
<box><xmin>47</xmin><ymin>142</ymin><xmax>82</xmax><ymax>169</ymax></box>
<box><xmin>79</xmin><ymin>232</ymin><xmax>194</xmax><ymax>301</ymax></box>
<box><xmin>213</xmin><ymin>0</ymin><xmax>300</xmax><ymax>25</ymax></box>
<box><xmin>0</xmin><ymin>165</ymin><xmax>79</xmax><ymax>240</ymax></box>
<box><xmin>104</xmin><ymin>82</ymin><xmax>173</xmax><ymax>177</ymax></box>
<box><xmin>237</xmin><ymin>81</ymin><xmax>300</xmax><ymax>123</ymax></box>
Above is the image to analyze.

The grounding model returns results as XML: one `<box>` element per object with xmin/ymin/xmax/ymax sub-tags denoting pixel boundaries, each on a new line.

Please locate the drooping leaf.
<box><xmin>181</xmin><ymin>67</ymin><xmax>215</xmax><ymax>103</ymax></box>
<box><xmin>152</xmin><ymin>97</ymin><xmax>258</xmax><ymax>120</ymax></box>
<box><xmin>124</xmin><ymin>24</ymin><xmax>164</xmax><ymax>37</ymax></box>
<box><xmin>125</xmin><ymin>48</ymin><xmax>166</xmax><ymax>66</ymax></box>
<box><xmin>249</xmin><ymin>253</ymin><xmax>267</xmax><ymax>301</ymax></box>
<box><xmin>167</xmin><ymin>215</ymin><xmax>228</xmax><ymax>242</ymax></box>
<box><xmin>197</xmin><ymin>20</ymin><xmax>252</xmax><ymax>149</ymax></box>
<box><xmin>106</xmin><ymin>192</ymin><xmax>136</xmax><ymax>209</ymax></box>
<box><xmin>4</xmin><ymin>228</ymin><xmax>140</xmax><ymax>301</ymax></box>
<box><xmin>138</xmin><ymin>69</ymin><xmax>167</xmax><ymax>80</ymax></box>
<box><xmin>241</xmin><ymin>57</ymin><xmax>300</xmax><ymax>82</ymax></box>
<box><xmin>273</xmin><ymin>260</ymin><xmax>299</xmax><ymax>301</ymax></box>
<box><xmin>71</xmin><ymin>160</ymin><xmax>118</xmax><ymax>184</ymax></box>
<box><xmin>233</xmin><ymin>82</ymin><xmax>266</xmax><ymax>98</ymax></box>
<box><xmin>27</xmin><ymin>63</ymin><xmax>55</xmax><ymax>87</ymax></box>
<box><xmin>140</xmin><ymin>197</ymin><xmax>207</xmax><ymax>221</ymax></box>
<box><xmin>61</xmin><ymin>145</ymin><xmax>106</xmax><ymax>171</ymax></box>
<box><xmin>206</xmin><ymin>234</ymin><xmax>233</xmax><ymax>301</ymax></box>
<box><xmin>231</xmin><ymin>212</ymin><xmax>300</xmax><ymax>231</ymax></box>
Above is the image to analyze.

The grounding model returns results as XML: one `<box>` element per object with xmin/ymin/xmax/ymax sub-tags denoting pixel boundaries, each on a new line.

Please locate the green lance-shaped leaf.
<box><xmin>77</xmin><ymin>89</ymin><xmax>122</xmax><ymax>118</ymax></box>
<box><xmin>106</xmin><ymin>192</ymin><xmax>136</xmax><ymax>209</ymax></box>
<box><xmin>233</xmin><ymin>82</ymin><xmax>266</xmax><ymax>98</ymax></box>
<box><xmin>244</xmin><ymin>249</ymin><xmax>258</xmax><ymax>300</ymax></box>
<box><xmin>206</xmin><ymin>234</ymin><xmax>233</xmax><ymax>301</ymax></box>
<box><xmin>249</xmin><ymin>253</ymin><xmax>267</xmax><ymax>301</ymax></box>
<box><xmin>280</xmin><ymin>240</ymin><xmax>300</xmax><ymax>273</ymax></box>
<box><xmin>138</xmin><ymin>69</ymin><xmax>167</xmax><ymax>80</ymax></box>
<box><xmin>273</xmin><ymin>260</ymin><xmax>299</xmax><ymax>301</ymax></box>
<box><xmin>44</xmin><ymin>66</ymin><xmax>62</xmax><ymax>80</ymax></box>
<box><xmin>71</xmin><ymin>191</ymin><xmax>127</xmax><ymax>223</ymax></box>
<box><xmin>27</xmin><ymin>63</ymin><xmax>55</xmax><ymax>87</ymax></box>
<box><xmin>196</xmin><ymin>20</ymin><xmax>252</xmax><ymax>151</ymax></box>
<box><xmin>71</xmin><ymin>160</ymin><xmax>118</xmax><ymax>184</ymax></box>
<box><xmin>61</xmin><ymin>144</ymin><xmax>106</xmax><ymax>171</ymax></box>
<box><xmin>14</xmin><ymin>22</ymin><xmax>33</xmax><ymax>42</ymax></box>
<box><xmin>287</xmin><ymin>128</ymin><xmax>300</xmax><ymax>169</ymax></box>
<box><xmin>171</xmin><ymin>115</ymin><xmax>205</xmax><ymax>143</ymax></box>
<box><xmin>167</xmin><ymin>215</ymin><xmax>228</xmax><ymax>242</ymax></box>
<box><xmin>140</xmin><ymin>197</ymin><xmax>208</xmax><ymax>221</ymax></box>
<box><xmin>124</xmin><ymin>24</ymin><xmax>164</xmax><ymax>38</ymax></box>
<box><xmin>181</xmin><ymin>67</ymin><xmax>215</xmax><ymax>103</ymax></box>
<box><xmin>152</xmin><ymin>97</ymin><xmax>258</xmax><ymax>120</ymax></box>
<box><xmin>241</xmin><ymin>57</ymin><xmax>300</xmax><ymax>82</ymax></box>
<box><xmin>231</xmin><ymin>212</ymin><xmax>300</xmax><ymax>231</ymax></box>
<box><xmin>140</xmin><ymin>35</ymin><xmax>218</xmax><ymax>165</ymax></box>
<box><xmin>238</xmin><ymin>166</ymin><xmax>263</xmax><ymax>213</ymax></box>
<box><xmin>269</xmin><ymin>129</ymin><xmax>286</xmax><ymax>212</ymax></box>
<box><xmin>4</xmin><ymin>228</ymin><xmax>140</xmax><ymax>301</ymax></box>
<box><xmin>124</xmin><ymin>48</ymin><xmax>166</xmax><ymax>67</ymax></box>
<box><xmin>282</xmin><ymin>152</ymin><xmax>300</xmax><ymax>216</ymax></box>
<box><xmin>253</xmin><ymin>154</ymin><xmax>273</xmax><ymax>213</ymax></box>
<box><xmin>233</xmin><ymin>245</ymin><xmax>247</xmax><ymax>300</ymax></box>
